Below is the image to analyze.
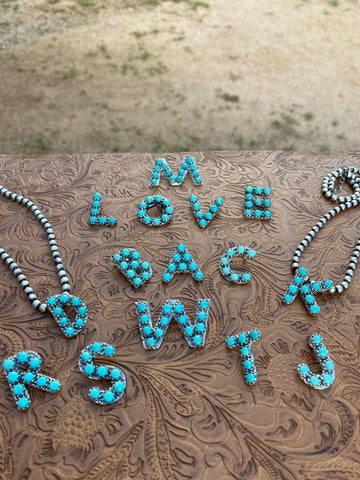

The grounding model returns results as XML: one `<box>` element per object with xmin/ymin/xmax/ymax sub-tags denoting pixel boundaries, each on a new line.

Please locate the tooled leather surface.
<box><xmin>0</xmin><ymin>151</ymin><xmax>360</xmax><ymax>480</ymax></box>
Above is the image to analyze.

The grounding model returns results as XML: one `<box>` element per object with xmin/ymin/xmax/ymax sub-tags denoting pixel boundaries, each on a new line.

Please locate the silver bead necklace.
<box><xmin>284</xmin><ymin>166</ymin><xmax>360</xmax><ymax>315</ymax></box>
<box><xmin>0</xmin><ymin>185</ymin><xmax>87</xmax><ymax>337</ymax></box>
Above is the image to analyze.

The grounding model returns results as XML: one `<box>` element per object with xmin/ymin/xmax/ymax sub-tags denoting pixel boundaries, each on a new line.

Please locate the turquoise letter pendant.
<box><xmin>189</xmin><ymin>195</ymin><xmax>223</xmax><ymax>228</ymax></box>
<box><xmin>297</xmin><ymin>334</ymin><xmax>335</xmax><ymax>389</ymax></box>
<box><xmin>220</xmin><ymin>245</ymin><xmax>255</xmax><ymax>284</ymax></box>
<box><xmin>150</xmin><ymin>157</ymin><xmax>202</xmax><ymax>187</ymax></box>
<box><xmin>226</xmin><ymin>329</ymin><xmax>261</xmax><ymax>385</ymax></box>
<box><xmin>113</xmin><ymin>248</ymin><xmax>153</xmax><ymax>288</ymax></box>
<box><xmin>283</xmin><ymin>268</ymin><xmax>332</xmax><ymax>315</ymax></box>
<box><xmin>135</xmin><ymin>299</ymin><xmax>210</xmax><ymax>349</ymax></box>
<box><xmin>2</xmin><ymin>350</ymin><xmax>60</xmax><ymax>410</ymax></box>
<box><xmin>46</xmin><ymin>293</ymin><xmax>88</xmax><ymax>337</ymax></box>
<box><xmin>88</xmin><ymin>192</ymin><xmax>117</xmax><ymax>226</ymax></box>
<box><xmin>162</xmin><ymin>244</ymin><xmax>203</xmax><ymax>283</ymax></box>
<box><xmin>79</xmin><ymin>342</ymin><xmax>126</xmax><ymax>405</ymax></box>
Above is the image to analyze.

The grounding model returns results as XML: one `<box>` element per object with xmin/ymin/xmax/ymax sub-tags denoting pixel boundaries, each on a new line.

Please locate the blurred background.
<box><xmin>0</xmin><ymin>0</ymin><xmax>359</xmax><ymax>155</ymax></box>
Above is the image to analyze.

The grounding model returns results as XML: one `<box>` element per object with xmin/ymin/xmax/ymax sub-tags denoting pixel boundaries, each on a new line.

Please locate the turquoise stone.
<box><xmin>324</xmin><ymin>280</ymin><xmax>332</xmax><ymax>288</ymax></box>
<box><xmin>305</xmin><ymin>295</ymin><xmax>314</xmax><ymax>304</ymax></box>
<box><xmin>133</xmin><ymin>278</ymin><xmax>141</xmax><ymax>287</ymax></box>
<box><xmin>199</xmin><ymin>219</ymin><xmax>206</xmax><ymax>227</ymax></box>
<box><xmin>298</xmin><ymin>364</ymin><xmax>309</xmax><ymax>375</ymax></box>
<box><xmin>184</xmin><ymin>326</ymin><xmax>194</xmax><ymax>336</ymax></box>
<box><xmin>309</xmin><ymin>376</ymin><xmax>319</xmax><ymax>386</ymax></box>
<box><xmin>65</xmin><ymin>327</ymin><xmax>74</xmax><ymax>336</ymax></box>
<box><xmin>13</xmin><ymin>384</ymin><xmax>24</xmax><ymax>395</ymax></box>
<box><xmin>179</xmin><ymin>263</ymin><xmax>187</xmax><ymax>271</ymax></box>
<box><xmin>36</xmin><ymin>376</ymin><xmax>47</xmax><ymax>387</ymax></box>
<box><xmin>312</xmin><ymin>282</ymin><xmax>320</xmax><ymax>291</ymax></box>
<box><xmin>111</xmin><ymin>369</ymin><xmax>121</xmax><ymax>379</ymax></box>
<box><xmin>173</xmin><ymin>254</ymin><xmax>180</xmax><ymax>262</ymax></box>
<box><xmin>142</xmin><ymin>326</ymin><xmax>152</xmax><ymax>336</ymax></box>
<box><xmin>104</xmin><ymin>345</ymin><xmax>115</xmax><ymax>356</ymax></box>
<box><xmin>71</xmin><ymin>297</ymin><xmax>81</xmax><ymax>306</ymax></box>
<box><xmin>84</xmin><ymin>364</ymin><xmax>95</xmax><ymax>375</ymax></box>
<box><xmin>324</xmin><ymin>360</ymin><xmax>334</xmax><ymax>371</ymax></box>
<box><xmin>284</xmin><ymin>294</ymin><xmax>292</xmax><ymax>303</ymax></box>
<box><xmin>196</xmin><ymin>324</ymin><xmax>205</xmax><ymax>332</ymax></box>
<box><xmin>155</xmin><ymin>328</ymin><xmax>163</xmax><ymax>338</ymax></box>
<box><xmin>264</xmin><ymin>199</ymin><xmax>271</xmax><ymax>206</ymax></box>
<box><xmin>17</xmin><ymin>397</ymin><xmax>29</xmax><ymax>409</ymax></box>
<box><xmin>93</xmin><ymin>193</ymin><xmax>101</xmax><ymax>200</ymax></box>
<box><xmin>255</xmin><ymin>210</ymin><xmax>261</xmax><ymax>217</ymax></box>
<box><xmin>131</xmin><ymin>261</ymin><xmax>139</xmax><ymax>269</ymax></box>
<box><xmin>309</xmin><ymin>304</ymin><xmax>319</xmax><ymax>314</ymax></box>
<box><xmin>246</xmin><ymin>186</ymin><xmax>253</xmax><ymax>193</ymax></box>
<box><xmin>97</xmin><ymin>366</ymin><xmax>107</xmax><ymax>377</ymax></box>
<box><xmin>197</xmin><ymin>312</ymin><xmax>206</xmax><ymax>321</ymax></box>
<box><xmin>60</xmin><ymin>294</ymin><xmax>68</xmax><ymax>303</ymax></box>
<box><xmin>311</xmin><ymin>334</ymin><xmax>322</xmax><ymax>344</ymax></box>
<box><xmin>163</xmin><ymin>273</ymin><xmax>171</xmax><ymax>282</ymax></box>
<box><xmin>160</xmin><ymin>317</ymin><xmax>169</xmax><ymax>326</ymax></box>
<box><xmin>247</xmin><ymin>249</ymin><xmax>255</xmax><ymax>258</ymax></box>
<box><xmin>318</xmin><ymin>348</ymin><xmax>327</xmax><ymax>357</ymax></box>
<box><xmin>92</xmin><ymin>342</ymin><xmax>102</xmax><ymax>353</ymax></box>
<box><xmin>298</xmin><ymin>268</ymin><xmax>307</xmax><ymax>276</ymax></box>
<box><xmin>190</xmin><ymin>195</ymin><xmax>197</xmax><ymax>202</ymax></box>
<box><xmin>90</xmin><ymin>388</ymin><xmax>100</xmax><ymax>399</ymax></box>
<box><xmin>294</xmin><ymin>276</ymin><xmax>302</xmax><ymax>284</ymax></box>
<box><xmin>7</xmin><ymin>371</ymin><xmax>19</xmax><ymax>382</ymax></box>
<box><xmin>126</xmin><ymin>269</ymin><xmax>135</xmax><ymax>278</ymax></box>
<box><xmin>99</xmin><ymin>217</ymin><xmax>106</xmax><ymax>225</ymax></box>
<box><xmin>210</xmin><ymin>204</ymin><xmax>219</xmax><ymax>212</ymax></box>
<box><xmin>17</xmin><ymin>351</ymin><xmax>28</xmax><ymax>363</ymax></box>
<box><xmin>163</xmin><ymin>304</ymin><xmax>172</xmax><ymax>314</ymax></box>
<box><xmin>205</xmin><ymin>213</ymin><xmax>212</xmax><ymax>220</ymax></box>
<box><xmin>244</xmin><ymin>209</ymin><xmax>252</xmax><ymax>216</ymax></box>
<box><xmin>226</xmin><ymin>337</ymin><xmax>235</xmax><ymax>347</ymax></box>
<box><xmin>113</xmin><ymin>381</ymin><xmax>125</xmax><ymax>393</ymax></box>
<box><xmin>30</xmin><ymin>357</ymin><xmax>40</xmax><ymax>369</ymax></box>
<box><xmin>183</xmin><ymin>253</ymin><xmax>191</xmax><ymax>261</ymax></box>
<box><xmin>53</xmin><ymin>307</ymin><xmax>62</xmax><ymax>316</ymax></box>
<box><xmin>47</xmin><ymin>297</ymin><xmax>56</xmax><ymax>306</ymax></box>
<box><xmin>289</xmin><ymin>285</ymin><xmax>297</xmax><ymax>294</ymax></box>
<box><xmin>322</xmin><ymin>374</ymin><xmax>333</xmax><ymax>385</ymax></box>
<box><xmin>137</xmin><ymin>303</ymin><xmax>146</xmax><ymax>312</ymax></box>
<box><xmin>75</xmin><ymin>319</ymin><xmax>84</xmax><ymax>327</ymax></box>
<box><xmin>195</xmin><ymin>272</ymin><xmax>203</xmax><ymax>280</ymax></box>
<box><xmin>264</xmin><ymin>188</ymin><xmax>271</xmax><ymax>195</ymax></box>
<box><xmin>222</xmin><ymin>267</ymin><xmax>230</xmax><ymax>275</ymax></box>
<box><xmin>301</xmin><ymin>285</ymin><xmax>309</xmax><ymax>293</ymax></box>
<box><xmin>175</xmin><ymin>304</ymin><xmax>183</xmax><ymax>313</ymax></box>
<box><xmin>240</xmin><ymin>346</ymin><xmax>250</xmax><ymax>356</ymax></box>
<box><xmin>243</xmin><ymin>360</ymin><xmax>253</xmax><ymax>370</ymax></box>
<box><xmin>227</xmin><ymin>249</ymin><xmax>234</xmax><ymax>257</ymax></box>
<box><xmin>89</xmin><ymin>217</ymin><xmax>97</xmax><ymax>224</ymax></box>
<box><xmin>193</xmin><ymin>335</ymin><xmax>202</xmax><ymax>345</ymax></box>
<box><xmin>142</xmin><ymin>262</ymin><xmax>149</xmax><ymax>270</ymax></box>
<box><xmin>2</xmin><ymin>359</ymin><xmax>14</xmax><ymax>370</ymax></box>
<box><xmin>245</xmin><ymin>194</ymin><xmax>253</xmax><ymax>200</ymax></box>
<box><xmin>238</xmin><ymin>333</ymin><xmax>247</xmax><ymax>344</ymax></box>
<box><xmin>178</xmin><ymin>315</ymin><xmax>187</xmax><ymax>325</ymax></box>
<box><xmin>113</xmin><ymin>254</ymin><xmax>121</xmax><ymax>262</ymax></box>
<box><xmin>23</xmin><ymin>372</ymin><xmax>34</xmax><ymax>383</ymax></box>
<box><xmin>250</xmin><ymin>330</ymin><xmax>259</xmax><ymax>340</ymax></box>
<box><xmin>168</xmin><ymin>263</ymin><xmax>176</xmax><ymax>272</ymax></box>
<box><xmin>264</xmin><ymin>211</ymin><xmax>271</xmax><ymax>218</ymax></box>
<box><xmin>237</xmin><ymin>246</ymin><xmax>245</xmax><ymax>254</ymax></box>
<box><xmin>231</xmin><ymin>273</ymin><xmax>239</xmax><ymax>281</ymax></box>
<box><xmin>200</xmin><ymin>300</ymin><xmax>208</xmax><ymax>309</ymax></box>
<box><xmin>245</xmin><ymin>373</ymin><xmax>255</xmax><ymax>384</ymax></box>
<box><xmin>140</xmin><ymin>314</ymin><xmax>149</xmax><ymax>324</ymax></box>
<box><xmin>255</xmin><ymin>187</ymin><xmax>262</xmax><ymax>194</ymax></box>
<box><xmin>81</xmin><ymin>351</ymin><xmax>91</xmax><ymax>362</ymax></box>
<box><xmin>103</xmin><ymin>391</ymin><xmax>114</xmax><ymax>403</ymax></box>
<box><xmin>146</xmin><ymin>338</ymin><xmax>155</xmax><ymax>347</ymax></box>
<box><xmin>189</xmin><ymin>263</ymin><xmax>197</xmax><ymax>272</ymax></box>
<box><xmin>153</xmin><ymin>218</ymin><xmax>160</xmax><ymax>225</ymax></box>
<box><xmin>49</xmin><ymin>380</ymin><xmax>60</xmax><ymax>392</ymax></box>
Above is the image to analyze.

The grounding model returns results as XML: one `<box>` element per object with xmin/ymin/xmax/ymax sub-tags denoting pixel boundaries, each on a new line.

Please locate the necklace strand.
<box><xmin>291</xmin><ymin>166</ymin><xmax>360</xmax><ymax>294</ymax></box>
<box><xmin>0</xmin><ymin>185</ymin><xmax>71</xmax><ymax>313</ymax></box>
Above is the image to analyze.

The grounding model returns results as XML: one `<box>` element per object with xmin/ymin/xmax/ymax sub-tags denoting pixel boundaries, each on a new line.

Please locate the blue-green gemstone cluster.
<box><xmin>149</xmin><ymin>157</ymin><xmax>202</xmax><ymax>187</ymax></box>
<box><xmin>283</xmin><ymin>268</ymin><xmax>333</xmax><ymax>316</ymax></box>
<box><xmin>135</xmin><ymin>299</ymin><xmax>210</xmax><ymax>349</ymax></box>
<box><xmin>138</xmin><ymin>195</ymin><xmax>173</xmax><ymax>227</ymax></box>
<box><xmin>226</xmin><ymin>329</ymin><xmax>261</xmax><ymax>385</ymax></box>
<box><xmin>297</xmin><ymin>333</ymin><xmax>335</xmax><ymax>389</ymax></box>
<box><xmin>79</xmin><ymin>342</ymin><xmax>126</xmax><ymax>405</ymax></box>
<box><xmin>162</xmin><ymin>244</ymin><xmax>204</xmax><ymax>283</ymax></box>
<box><xmin>88</xmin><ymin>193</ymin><xmax>117</xmax><ymax>226</ymax></box>
<box><xmin>2</xmin><ymin>350</ymin><xmax>61</xmax><ymax>410</ymax></box>
<box><xmin>244</xmin><ymin>186</ymin><xmax>272</xmax><ymax>220</ymax></box>
<box><xmin>46</xmin><ymin>293</ymin><xmax>88</xmax><ymax>337</ymax></box>
<box><xmin>113</xmin><ymin>248</ymin><xmax>152</xmax><ymax>289</ymax></box>
<box><xmin>189</xmin><ymin>195</ymin><xmax>223</xmax><ymax>228</ymax></box>
<box><xmin>219</xmin><ymin>245</ymin><xmax>255</xmax><ymax>284</ymax></box>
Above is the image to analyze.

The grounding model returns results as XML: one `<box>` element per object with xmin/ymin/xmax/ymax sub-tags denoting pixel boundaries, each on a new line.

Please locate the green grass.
<box><xmin>218</xmin><ymin>92</ymin><xmax>239</xmax><ymax>103</ymax></box>
<box><xmin>318</xmin><ymin>144</ymin><xmax>330</xmax><ymax>152</ymax></box>
<box><xmin>36</xmin><ymin>134</ymin><xmax>51</xmax><ymax>151</ymax></box>
<box><xmin>304</xmin><ymin>112</ymin><xmax>314</xmax><ymax>121</ymax></box>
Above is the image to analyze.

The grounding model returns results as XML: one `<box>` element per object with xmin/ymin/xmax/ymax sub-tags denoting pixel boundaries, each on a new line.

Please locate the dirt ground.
<box><xmin>0</xmin><ymin>0</ymin><xmax>359</xmax><ymax>155</ymax></box>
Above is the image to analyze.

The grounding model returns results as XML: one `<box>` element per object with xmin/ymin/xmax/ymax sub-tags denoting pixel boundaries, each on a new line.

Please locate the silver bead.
<box><xmin>39</xmin><ymin>304</ymin><xmax>47</xmax><ymax>313</ymax></box>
